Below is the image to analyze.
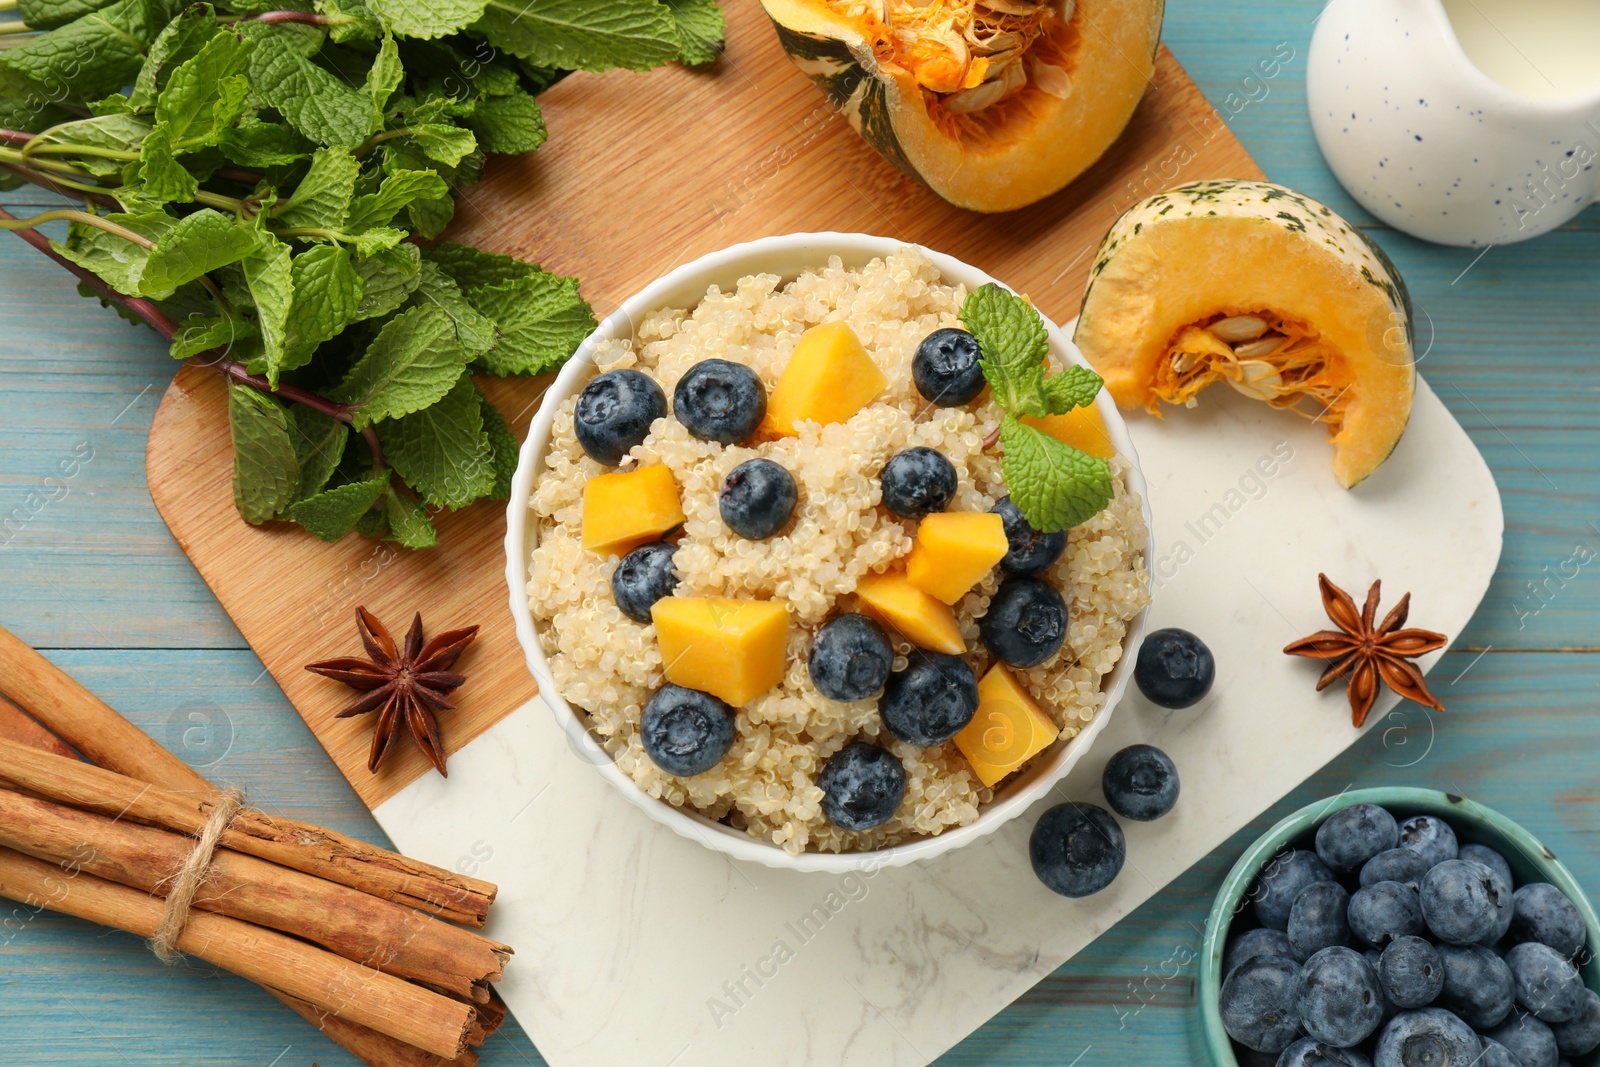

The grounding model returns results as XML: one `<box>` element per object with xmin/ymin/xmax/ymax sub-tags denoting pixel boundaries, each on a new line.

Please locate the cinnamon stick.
<box><xmin>0</xmin><ymin>694</ymin><xmax>76</xmax><ymax>760</ymax></box>
<box><xmin>270</xmin><ymin>988</ymin><xmax>483</xmax><ymax>1067</ymax></box>
<box><xmin>0</xmin><ymin>786</ymin><xmax>511</xmax><ymax>1000</ymax></box>
<box><xmin>0</xmin><ymin>846</ymin><xmax>476</xmax><ymax>1060</ymax></box>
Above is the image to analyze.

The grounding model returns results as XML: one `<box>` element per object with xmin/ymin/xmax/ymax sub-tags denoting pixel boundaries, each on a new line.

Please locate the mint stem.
<box><xmin>0</xmin><ymin>20</ymin><xmax>34</xmax><ymax>35</ymax></box>
<box><xmin>0</xmin><ymin>208</ymin><xmax>157</xmax><ymax>249</ymax></box>
<box><xmin>0</xmin><ymin>129</ymin><xmax>31</xmax><ymax>146</ymax></box>
<box><xmin>232</xmin><ymin>10</ymin><xmax>342</xmax><ymax>26</ymax></box>
<box><xmin>0</xmin><ymin>160</ymin><xmax>120</xmax><ymax>207</ymax></box>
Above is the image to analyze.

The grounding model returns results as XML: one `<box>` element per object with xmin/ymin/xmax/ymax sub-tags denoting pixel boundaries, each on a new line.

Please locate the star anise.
<box><xmin>306</xmin><ymin>607</ymin><xmax>479</xmax><ymax>776</ymax></box>
<box><xmin>1283</xmin><ymin>574</ymin><xmax>1447</xmax><ymax>728</ymax></box>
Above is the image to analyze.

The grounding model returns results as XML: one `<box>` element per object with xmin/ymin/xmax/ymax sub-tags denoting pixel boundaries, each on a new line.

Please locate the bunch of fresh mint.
<box><xmin>0</xmin><ymin>0</ymin><xmax>724</xmax><ymax>548</ymax></box>
<box><xmin>961</xmin><ymin>283</ymin><xmax>1113</xmax><ymax>532</ymax></box>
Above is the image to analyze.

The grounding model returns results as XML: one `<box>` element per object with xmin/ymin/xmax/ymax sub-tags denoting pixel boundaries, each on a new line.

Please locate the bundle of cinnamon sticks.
<box><xmin>0</xmin><ymin>623</ymin><xmax>513</xmax><ymax>1066</ymax></box>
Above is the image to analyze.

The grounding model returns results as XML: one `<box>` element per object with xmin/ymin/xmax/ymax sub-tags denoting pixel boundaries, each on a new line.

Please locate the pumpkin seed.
<box><xmin>1027</xmin><ymin>55</ymin><xmax>1073</xmax><ymax>98</ymax></box>
<box><xmin>1209</xmin><ymin>315</ymin><xmax>1268</xmax><ymax>342</ymax></box>
<box><xmin>1233</xmin><ymin>336</ymin><xmax>1286</xmax><ymax>359</ymax></box>
<box><xmin>1226</xmin><ymin>360</ymin><xmax>1284</xmax><ymax>400</ymax></box>
<box><xmin>944</xmin><ymin>77</ymin><xmax>1011</xmax><ymax>113</ymax></box>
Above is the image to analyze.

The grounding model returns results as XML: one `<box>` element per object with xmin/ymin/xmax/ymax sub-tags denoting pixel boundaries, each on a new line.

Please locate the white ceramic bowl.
<box><xmin>504</xmin><ymin>232</ymin><xmax>1153</xmax><ymax>873</ymax></box>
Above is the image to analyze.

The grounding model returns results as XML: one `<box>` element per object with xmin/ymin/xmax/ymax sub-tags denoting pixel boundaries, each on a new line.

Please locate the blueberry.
<box><xmin>673</xmin><ymin>359</ymin><xmax>766</xmax><ymax>444</ymax></box>
<box><xmin>879</xmin><ymin>447</ymin><xmax>957</xmax><ymax>518</ymax></box>
<box><xmin>1484</xmin><ymin>1012</ymin><xmax>1560</xmax><ymax>1067</ymax></box>
<box><xmin>1277</xmin><ymin>1038</ymin><xmax>1373</xmax><ymax>1067</ymax></box>
<box><xmin>808</xmin><ymin>614</ymin><xmax>893</xmax><ymax>702</ymax></box>
<box><xmin>611</xmin><ymin>541</ymin><xmax>679</xmax><ymax>623</ymax></box>
<box><xmin>817</xmin><ymin>742</ymin><xmax>906</xmax><ymax>831</ymax></box>
<box><xmin>1133</xmin><ymin>627</ymin><xmax>1215</xmax><ymax>708</ymax></box>
<box><xmin>720</xmin><ymin>458</ymin><xmax>798</xmax><ymax>540</ymax></box>
<box><xmin>1362</xmin><ymin>848</ymin><xmax>1431</xmax><ymax>892</ymax></box>
<box><xmin>1459</xmin><ymin>843</ymin><xmax>1514</xmax><ymax>888</ymax></box>
<box><xmin>1254</xmin><ymin>850</ymin><xmax>1337</xmax><ymax>931</ymax></box>
<box><xmin>1421</xmin><ymin>859</ymin><xmax>1503</xmax><ymax>945</ymax></box>
<box><xmin>1397</xmin><ymin>814</ymin><xmax>1459</xmax><ymax>869</ymax></box>
<box><xmin>1510</xmin><ymin>883</ymin><xmax>1588</xmax><ymax>959</ymax></box>
<box><xmin>1465</xmin><ymin>858</ymin><xmax>1516</xmax><ymax>946</ymax></box>
<box><xmin>1219</xmin><ymin>954</ymin><xmax>1303</xmax><ymax>1055</ymax></box>
<box><xmin>640</xmin><ymin>684</ymin><xmax>736</xmax><ymax>777</ymax></box>
<box><xmin>979</xmin><ymin>576</ymin><xmax>1066</xmax><ymax>667</ymax></box>
<box><xmin>574</xmin><ymin>369</ymin><xmax>667</xmax><ymax>465</ymax></box>
<box><xmin>1436</xmin><ymin>943</ymin><xmax>1515</xmax><ymax>1028</ymax></box>
<box><xmin>1551</xmin><ymin>990</ymin><xmax>1600</xmax><ymax>1057</ymax></box>
<box><xmin>991</xmin><ymin>495</ymin><xmax>1065</xmax><ymax>575</ymax></box>
<box><xmin>912</xmin><ymin>327</ymin><xmax>985</xmax><ymax>407</ymax></box>
<box><xmin>1289</xmin><ymin>881</ymin><xmax>1352</xmax><ymax>961</ymax></box>
<box><xmin>1379</xmin><ymin>935</ymin><xmax>1444</xmax><ymax>1010</ymax></box>
<box><xmin>1029</xmin><ymin>801</ymin><xmax>1124</xmax><ymax>898</ymax></box>
<box><xmin>1298</xmin><ymin>945</ymin><xmax>1385</xmax><ymax>1047</ymax></box>
<box><xmin>1317</xmin><ymin>804</ymin><xmax>1401</xmax><ymax>872</ymax></box>
<box><xmin>1350</xmin><ymin>881</ymin><xmax>1426</xmax><ymax>948</ymax></box>
<box><xmin>1506</xmin><ymin>942</ymin><xmax>1586</xmax><ymax>1023</ymax></box>
<box><xmin>879</xmin><ymin>651</ymin><xmax>978</xmax><ymax>746</ymax></box>
<box><xmin>1373</xmin><ymin>1008</ymin><xmax>1481</xmax><ymax>1067</ymax></box>
<box><xmin>1225</xmin><ymin>927</ymin><xmax>1294</xmax><ymax>980</ymax></box>
<box><xmin>1101</xmin><ymin>743</ymin><xmax>1179</xmax><ymax>821</ymax></box>
<box><xmin>1479</xmin><ymin>1038</ymin><xmax>1523</xmax><ymax>1067</ymax></box>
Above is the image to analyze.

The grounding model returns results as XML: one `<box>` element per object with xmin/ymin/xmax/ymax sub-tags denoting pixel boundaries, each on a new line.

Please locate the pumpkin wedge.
<box><xmin>760</xmin><ymin>0</ymin><xmax>1164</xmax><ymax>212</ymax></box>
<box><xmin>1074</xmin><ymin>180</ymin><xmax>1415</xmax><ymax>488</ymax></box>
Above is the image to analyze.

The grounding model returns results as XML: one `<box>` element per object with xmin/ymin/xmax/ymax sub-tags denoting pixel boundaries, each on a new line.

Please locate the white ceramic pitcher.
<box><xmin>1306</xmin><ymin>0</ymin><xmax>1600</xmax><ymax>246</ymax></box>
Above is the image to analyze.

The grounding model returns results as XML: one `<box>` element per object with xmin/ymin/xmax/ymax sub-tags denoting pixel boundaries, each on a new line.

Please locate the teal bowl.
<box><xmin>1198</xmin><ymin>787</ymin><xmax>1600</xmax><ymax>1065</ymax></box>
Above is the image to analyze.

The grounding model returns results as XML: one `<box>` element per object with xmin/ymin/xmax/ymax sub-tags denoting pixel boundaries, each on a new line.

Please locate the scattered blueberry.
<box><xmin>1436</xmin><ymin>943</ymin><xmax>1515</xmax><ymax>1028</ymax></box>
<box><xmin>1361</xmin><ymin>848</ymin><xmax>1430</xmax><ymax>891</ymax></box>
<box><xmin>673</xmin><ymin>359</ymin><xmax>766</xmax><ymax>444</ymax></box>
<box><xmin>1511</xmin><ymin>883</ymin><xmax>1588</xmax><ymax>959</ymax></box>
<box><xmin>1225</xmin><ymin>927</ymin><xmax>1294</xmax><ymax>980</ymax></box>
<box><xmin>1277</xmin><ymin>1038</ymin><xmax>1373</xmax><ymax>1067</ymax></box>
<box><xmin>1551</xmin><ymin>990</ymin><xmax>1600</xmax><ymax>1057</ymax></box>
<box><xmin>1299</xmin><ymin>945</ymin><xmax>1386</xmax><ymax>1047</ymax></box>
<box><xmin>817</xmin><ymin>742</ymin><xmax>906</xmax><ymax>831</ymax></box>
<box><xmin>1378</xmin><ymin>935</ymin><xmax>1444</xmax><ymax>1010</ymax></box>
<box><xmin>992</xmin><ymin>495</ymin><xmax>1065</xmax><ymax>575</ymax></box>
<box><xmin>1372</xmin><ymin>1008</ymin><xmax>1480</xmax><ymax>1067</ymax></box>
<box><xmin>720</xmin><ymin>458</ymin><xmax>798</xmax><ymax>539</ymax></box>
<box><xmin>1220</xmin><ymin>953</ymin><xmax>1304</xmax><ymax>1055</ymax></box>
<box><xmin>640</xmin><ymin>684</ymin><xmax>736</xmax><ymax>777</ymax></box>
<box><xmin>1100</xmin><ymin>744</ymin><xmax>1179</xmax><ymax>822</ymax></box>
<box><xmin>1290</xmin><ymin>881</ymin><xmax>1353</xmax><ymax>962</ymax></box>
<box><xmin>1317</xmin><ymin>804</ymin><xmax>1401</xmax><ymax>872</ymax></box>
<box><xmin>1029</xmin><ymin>801</ymin><xmax>1125</xmax><ymax>898</ymax></box>
<box><xmin>879</xmin><ymin>447</ymin><xmax>957</xmax><ymax>518</ymax></box>
<box><xmin>808</xmin><ymin>614</ymin><xmax>893</xmax><ymax>702</ymax></box>
<box><xmin>1254</xmin><ymin>850</ymin><xmax>1337</xmax><ymax>931</ymax></box>
<box><xmin>574</xmin><ymin>368</ymin><xmax>667</xmax><ymax>465</ymax></box>
<box><xmin>912</xmin><ymin>327</ymin><xmax>986</xmax><ymax>407</ymax></box>
<box><xmin>1397</xmin><ymin>814</ymin><xmax>1459</xmax><ymax>869</ymax></box>
<box><xmin>1484</xmin><ymin>1012</ymin><xmax>1560</xmax><ymax>1067</ymax></box>
<box><xmin>1133</xmin><ymin>627</ymin><xmax>1215</xmax><ymax>708</ymax></box>
<box><xmin>979</xmin><ymin>576</ymin><xmax>1067</xmax><ymax>667</ymax></box>
<box><xmin>1479</xmin><ymin>1038</ymin><xmax>1524</xmax><ymax>1067</ymax></box>
<box><xmin>879</xmin><ymin>651</ymin><xmax>978</xmax><ymax>746</ymax></box>
<box><xmin>1350</xmin><ymin>881</ymin><xmax>1425</xmax><ymax>948</ymax></box>
<box><xmin>611</xmin><ymin>541</ymin><xmax>679</xmax><ymax>623</ymax></box>
<box><xmin>1420</xmin><ymin>859</ymin><xmax>1502</xmax><ymax>945</ymax></box>
<box><xmin>1506</xmin><ymin>941</ymin><xmax>1586</xmax><ymax>1023</ymax></box>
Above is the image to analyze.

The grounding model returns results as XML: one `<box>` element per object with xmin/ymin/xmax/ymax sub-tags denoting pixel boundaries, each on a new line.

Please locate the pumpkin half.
<box><xmin>760</xmin><ymin>0</ymin><xmax>1164</xmax><ymax>212</ymax></box>
<box><xmin>1074</xmin><ymin>180</ymin><xmax>1415</xmax><ymax>488</ymax></box>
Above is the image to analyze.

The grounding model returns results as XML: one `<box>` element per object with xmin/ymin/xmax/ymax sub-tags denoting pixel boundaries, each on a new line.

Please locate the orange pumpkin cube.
<box><xmin>581</xmin><ymin>464</ymin><xmax>685</xmax><ymax>556</ymax></box>
<box><xmin>954</xmin><ymin>663</ymin><xmax>1060</xmax><ymax>787</ymax></box>
<box><xmin>762</xmin><ymin>321</ymin><xmax>887</xmax><ymax>436</ymax></box>
<box><xmin>905</xmin><ymin>512</ymin><xmax>1009</xmax><ymax>604</ymax></box>
<box><xmin>651</xmin><ymin>596</ymin><xmax>790</xmax><ymax>707</ymax></box>
<box><xmin>855</xmin><ymin>570</ymin><xmax>965</xmax><ymax>655</ymax></box>
<box><xmin>1021</xmin><ymin>401</ymin><xmax>1117</xmax><ymax>460</ymax></box>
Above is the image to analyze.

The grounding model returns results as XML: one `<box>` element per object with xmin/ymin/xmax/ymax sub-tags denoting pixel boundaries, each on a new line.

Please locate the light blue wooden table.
<box><xmin>2</xmin><ymin>1</ymin><xmax>1597</xmax><ymax>1063</ymax></box>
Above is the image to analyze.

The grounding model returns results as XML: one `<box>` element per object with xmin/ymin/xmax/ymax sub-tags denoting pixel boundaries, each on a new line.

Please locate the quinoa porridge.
<box><xmin>526</xmin><ymin>248</ymin><xmax>1150</xmax><ymax>854</ymax></box>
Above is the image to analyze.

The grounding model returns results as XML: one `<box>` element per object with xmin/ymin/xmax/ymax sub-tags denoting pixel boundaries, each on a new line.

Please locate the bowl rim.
<box><xmin>502</xmin><ymin>230</ymin><xmax>1153</xmax><ymax>873</ymax></box>
<box><xmin>1197</xmin><ymin>785</ymin><xmax>1600</xmax><ymax>1065</ymax></box>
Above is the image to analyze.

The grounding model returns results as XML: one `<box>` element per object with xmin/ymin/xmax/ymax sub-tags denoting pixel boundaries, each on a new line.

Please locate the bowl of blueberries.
<box><xmin>1202</xmin><ymin>787</ymin><xmax>1600</xmax><ymax>1067</ymax></box>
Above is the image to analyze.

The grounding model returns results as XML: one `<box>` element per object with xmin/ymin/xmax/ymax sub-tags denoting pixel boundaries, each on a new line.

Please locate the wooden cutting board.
<box><xmin>147</xmin><ymin>1</ymin><xmax>1263</xmax><ymax>809</ymax></box>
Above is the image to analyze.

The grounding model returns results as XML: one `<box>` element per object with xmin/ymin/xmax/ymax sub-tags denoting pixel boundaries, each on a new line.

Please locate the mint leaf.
<box><xmin>478</xmin><ymin>385</ymin><xmax>518</xmax><ymax>500</ymax></box>
<box><xmin>168</xmin><ymin>312</ymin><xmax>259</xmax><ymax>359</ymax></box>
<box><xmin>473</xmin><ymin>0</ymin><xmax>680</xmax><ymax>73</ymax></box>
<box><xmin>399</xmin><ymin>123</ymin><xmax>477</xmax><ymax>167</ymax></box>
<box><xmin>376</xmin><ymin>372</ymin><xmax>495</xmax><ymax>508</ymax></box>
<box><xmin>156</xmin><ymin>29</ymin><xmax>252</xmax><ymax>150</ymax></box>
<box><xmin>666</xmin><ymin>0</ymin><xmax>725</xmax><ymax>66</ymax></box>
<box><xmin>410</xmin><ymin>260</ymin><xmax>496</xmax><ymax>356</ymax></box>
<box><xmin>244</xmin><ymin>24</ymin><xmax>374</xmax><ymax>146</ymax></box>
<box><xmin>353</xmin><ymin>243</ymin><xmax>421</xmax><ymax>320</ymax></box>
<box><xmin>349</xmin><ymin>226</ymin><xmax>408</xmax><ymax>256</ymax></box>
<box><xmin>364</xmin><ymin>33</ymin><xmax>403</xmax><ymax>130</ymax></box>
<box><xmin>963</xmin><ymin>283</ymin><xmax>1050</xmax><ymax>417</ymax></box>
<box><xmin>288</xmin><ymin>476</ymin><xmax>387</xmax><ymax>541</ymax></box>
<box><xmin>3</xmin><ymin>0</ymin><xmax>166</xmax><ymax>102</ymax></box>
<box><xmin>998</xmin><ymin>415</ymin><xmax>1113</xmax><ymax>533</ymax></box>
<box><xmin>24</xmin><ymin>114</ymin><xmax>151</xmax><ymax>177</ymax></box>
<box><xmin>229</xmin><ymin>381</ymin><xmax>300</xmax><ymax>524</ymax></box>
<box><xmin>53</xmin><ymin>210</ymin><xmax>172</xmax><ymax>296</ymax></box>
<box><xmin>130</xmin><ymin>3</ymin><xmax>222</xmax><ymax>110</ymax></box>
<box><xmin>243</xmin><ymin>234</ymin><xmax>295</xmax><ymax>385</ymax></box>
<box><xmin>219</xmin><ymin>118</ymin><xmax>313</xmax><ymax>166</ymax></box>
<box><xmin>276</xmin><ymin>146</ymin><xmax>360</xmax><ymax>229</ymax></box>
<box><xmin>463</xmin><ymin>91</ymin><xmax>546</xmax><ymax>155</ymax></box>
<box><xmin>139</xmin><ymin>209</ymin><xmax>261</xmax><ymax>296</ymax></box>
<box><xmin>420</xmin><ymin>241</ymin><xmax>535</xmax><ymax>290</ymax></box>
<box><xmin>282</xmin><ymin>244</ymin><xmax>361</xmax><ymax>371</ymax></box>
<box><xmin>467</xmin><ymin>270</ymin><xmax>594</xmax><ymax>376</ymax></box>
<box><xmin>332</xmin><ymin>305</ymin><xmax>474</xmax><ymax>426</ymax></box>
<box><xmin>369</xmin><ymin>0</ymin><xmax>488</xmax><ymax>40</ymax></box>
<box><xmin>382</xmin><ymin>485</ymin><xmax>438</xmax><ymax>549</ymax></box>
<box><xmin>134</xmin><ymin>123</ymin><xmax>200</xmax><ymax>202</ymax></box>
<box><xmin>346</xmin><ymin>168</ymin><xmax>449</xmax><ymax>231</ymax></box>
<box><xmin>316</xmin><ymin>0</ymin><xmax>385</xmax><ymax>43</ymax></box>
<box><xmin>290</xmin><ymin>405</ymin><xmax>349</xmax><ymax>499</ymax></box>
<box><xmin>19</xmin><ymin>0</ymin><xmax>119</xmax><ymax>31</ymax></box>
<box><xmin>1041</xmin><ymin>365</ymin><xmax>1104</xmax><ymax>414</ymax></box>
